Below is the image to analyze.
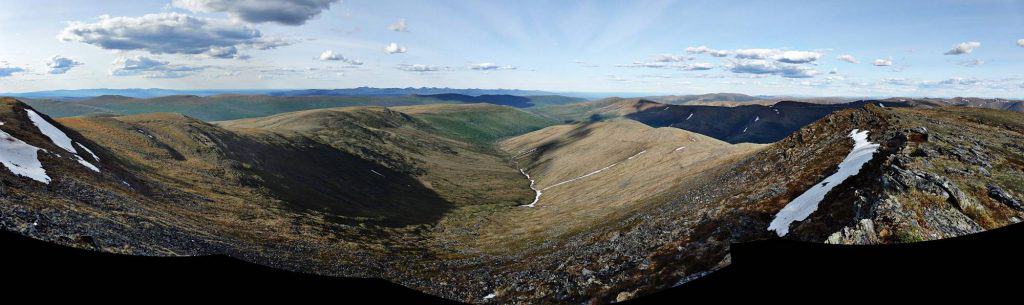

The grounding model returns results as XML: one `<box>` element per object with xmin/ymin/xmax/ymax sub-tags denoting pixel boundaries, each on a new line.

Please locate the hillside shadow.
<box><xmin>221</xmin><ymin>133</ymin><xmax>453</xmax><ymax>228</ymax></box>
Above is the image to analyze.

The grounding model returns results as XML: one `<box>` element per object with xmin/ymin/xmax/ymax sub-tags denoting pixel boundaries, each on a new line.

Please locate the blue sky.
<box><xmin>1</xmin><ymin>0</ymin><xmax>1023</xmax><ymax>97</ymax></box>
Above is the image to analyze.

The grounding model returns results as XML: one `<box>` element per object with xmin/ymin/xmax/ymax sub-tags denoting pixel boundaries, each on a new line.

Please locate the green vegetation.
<box><xmin>396</xmin><ymin>104</ymin><xmax>557</xmax><ymax>145</ymax></box>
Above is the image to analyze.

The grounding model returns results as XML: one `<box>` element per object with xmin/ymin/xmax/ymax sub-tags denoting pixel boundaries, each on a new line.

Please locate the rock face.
<box><xmin>826</xmin><ymin>219</ymin><xmax>880</xmax><ymax>244</ymax></box>
<box><xmin>988</xmin><ymin>184</ymin><xmax>1023</xmax><ymax>211</ymax></box>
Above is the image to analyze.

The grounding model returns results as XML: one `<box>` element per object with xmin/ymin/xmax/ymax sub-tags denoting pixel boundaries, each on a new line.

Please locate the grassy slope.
<box><xmin>392</xmin><ymin>103</ymin><xmax>557</xmax><ymax>145</ymax></box>
<box><xmin>474</xmin><ymin>119</ymin><xmax>764</xmax><ymax>249</ymax></box>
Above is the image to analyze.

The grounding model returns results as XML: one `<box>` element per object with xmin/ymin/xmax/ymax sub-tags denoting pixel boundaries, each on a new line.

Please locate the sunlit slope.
<box><xmin>484</xmin><ymin>119</ymin><xmax>764</xmax><ymax>247</ymax></box>
<box><xmin>392</xmin><ymin>103</ymin><xmax>556</xmax><ymax>145</ymax></box>
<box><xmin>218</xmin><ymin>105</ymin><xmax>533</xmax><ymax>209</ymax></box>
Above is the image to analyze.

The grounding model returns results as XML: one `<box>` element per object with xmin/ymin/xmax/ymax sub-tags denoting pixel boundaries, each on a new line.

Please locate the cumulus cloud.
<box><xmin>681</xmin><ymin>62</ymin><xmax>715</xmax><ymax>70</ymax></box>
<box><xmin>836</xmin><ymin>54</ymin><xmax>858</xmax><ymax>64</ymax></box>
<box><xmin>733</xmin><ymin>48</ymin><xmax>781</xmax><ymax>60</ymax></box>
<box><xmin>685</xmin><ymin>46</ymin><xmax>730</xmax><ymax>57</ymax></box>
<box><xmin>776</xmin><ymin>51</ymin><xmax>823</xmax><ymax>64</ymax></box>
<box><xmin>383</xmin><ymin>42</ymin><xmax>407</xmax><ymax>54</ymax></box>
<box><xmin>388</xmin><ymin>18</ymin><xmax>408</xmax><ymax>32</ymax></box>
<box><xmin>59</xmin><ymin>13</ymin><xmax>289</xmax><ymax>59</ymax></box>
<box><xmin>944</xmin><ymin>41</ymin><xmax>981</xmax><ymax>55</ymax></box>
<box><xmin>731</xmin><ymin>48</ymin><xmax>823</xmax><ymax>63</ymax></box>
<box><xmin>110</xmin><ymin>55</ymin><xmax>202</xmax><ymax>78</ymax></box>
<box><xmin>1017</xmin><ymin>39</ymin><xmax>1024</xmax><ymax>47</ymax></box>
<box><xmin>0</xmin><ymin>62</ymin><xmax>25</xmax><ymax>77</ymax></box>
<box><xmin>171</xmin><ymin>0</ymin><xmax>339</xmax><ymax>25</ymax></box>
<box><xmin>44</xmin><ymin>55</ymin><xmax>83</xmax><ymax>74</ymax></box>
<box><xmin>651</xmin><ymin>54</ymin><xmax>691</xmax><ymax>62</ymax></box>
<box><xmin>872</xmin><ymin>58</ymin><xmax>893</xmax><ymax>66</ymax></box>
<box><xmin>725</xmin><ymin>59</ymin><xmax>818</xmax><ymax>78</ymax></box>
<box><xmin>395</xmin><ymin>64</ymin><xmax>448</xmax><ymax>72</ymax></box>
<box><xmin>469</xmin><ymin>63</ymin><xmax>516</xmax><ymax>70</ymax></box>
<box><xmin>316</xmin><ymin>50</ymin><xmax>363</xmax><ymax>65</ymax></box>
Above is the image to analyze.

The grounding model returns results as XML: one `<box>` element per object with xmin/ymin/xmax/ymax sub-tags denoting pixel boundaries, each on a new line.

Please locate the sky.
<box><xmin>2</xmin><ymin>0</ymin><xmax>1024</xmax><ymax>97</ymax></box>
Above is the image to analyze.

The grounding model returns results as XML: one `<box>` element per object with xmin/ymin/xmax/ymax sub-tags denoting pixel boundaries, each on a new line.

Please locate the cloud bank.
<box><xmin>171</xmin><ymin>0</ymin><xmax>340</xmax><ymax>25</ymax></box>
<box><xmin>59</xmin><ymin>13</ymin><xmax>289</xmax><ymax>59</ymax></box>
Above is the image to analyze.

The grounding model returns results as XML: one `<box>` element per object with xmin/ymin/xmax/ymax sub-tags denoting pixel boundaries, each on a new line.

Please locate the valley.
<box><xmin>2</xmin><ymin>94</ymin><xmax>1023</xmax><ymax>304</ymax></box>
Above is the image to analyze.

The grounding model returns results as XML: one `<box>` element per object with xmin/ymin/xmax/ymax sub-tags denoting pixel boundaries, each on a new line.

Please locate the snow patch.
<box><xmin>26</xmin><ymin>109</ymin><xmax>100</xmax><ymax>172</ymax></box>
<box><xmin>674</xmin><ymin>146</ymin><xmax>686</xmax><ymax>152</ymax></box>
<box><xmin>878</xmin><ymin>103</ymin><xmax>885</xmax><ymax>108</ymax></box>
<box><xmin>685</xmin><ymin>113</ymin><xmax>694</xmax><ymax>120</ymax></box>
<box><xmin>767</xmin><ymin>129</ymin><xmax>880</xmax><ymax>236</ymax></box>
<box><xmin>0</xmin><ymin>125</ymin><xmax>51</xmax><ymax>184</ymax></box>
<box><xmin>483</xmin><ymin>293</ymin><xmax>496</xmax><ymax>300</ymax></box>
<box><xmin>26</xmin><ymin>109</ymin><xmax>76</xmax><ymax>153</ymax></box>
<box><xmin>754</xmin><ymin>116</ymin><xmax>760</xmax><ymax>122</ymax></box>
<box><xmin>76</xmin><ymin>142</ymin><xmax>99</xmax><ymax>161</ymax></box>
<box><xmin>370</xmin><ymin>169</ymin><xmax>385</xmax><ymax>177</ymax></box>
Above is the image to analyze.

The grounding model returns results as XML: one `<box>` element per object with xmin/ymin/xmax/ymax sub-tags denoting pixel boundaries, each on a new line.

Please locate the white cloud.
<box><xmin>681</xmin><ymin>62</ymin><xmax>715</xmax><ymax>71</ymax></box>
<box><xmin>651</xmin><ymin>54</ymin><xmax>691</xmax><ymax>62</ymax></box>
<box><xmin>395</xmin><ymin>64</ymin><xmax>448</xmax><ymax>72</ymax></box>
<box><xmin>872</xmin><ymin>58</ymin><xmax>893</xmax><ymax>66</ymax></box>
<box><xmin>383</xmin><ymin>42</ymin><xmax>407</xmax><ymax>54</ymax></box>
<box><xmin>836</xmin><ymin>54</ymin><xmax>858</xmax><ymax>64</ymax></box>
<box><xmin>725</xmin><ymin>59</ymin><xmax>818</xmax><ymax>78</ymax></box>
<box><xmin>685</xmin><ymin>46</ymin><xmax>730</xmax><ymax>57</ymax></box>
<box><xmin>733</xmin><ymin>48</ymin><xmax>781</xmax><ymax>60</ymax></box>
<box><xmin>171</xmin><ymin>0</ymin><xmax>340</xmax><ymax>25</ymax></box>
<box><xmin>469</xmin><ymin>63</ymin><xmax>516</xmax><ymax>70</ymax></box>
<box><xmin>388</xmin><ymin>18</ymin><xmax>408</xmax><ymax>32</ymax></box>
<box><xmin>44</xmin><ymin>56</ymin><xmax>83</xmax><ymax>74</ymax></box>
<box><xmin>59</xmin><ymin>13</ymin><xmax>289</xmax><ymax>59</ymax></box>
<box><xmin>944</xmin><ymin>41</ymin><xmax>981</xmax><ymax>55</ymax></box>
<box><xmin>109</xmin><ymin>55</ymin><xmax>202</xmax><ymax>78</ymax></box>
<box><xmin>316</xmin><ymin>51</ymin><xmax>363</xmax><ymax>65</ymax></box>
<box><xmin>1017</xmin><ymin>39</ymin><xmax>1024</xmax><ymax>47</ymax></box>
<box><xmin>732</xmin><ymin>48</ymin><xmax>822</xmax><ymax>63</ymax></box>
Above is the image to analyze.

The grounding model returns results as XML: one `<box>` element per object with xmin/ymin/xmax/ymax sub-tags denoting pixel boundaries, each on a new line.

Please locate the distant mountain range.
<box><xmin>2</xmin><ymin>87</ymin><xmax>559</xmax><ymax>100</ymax></box>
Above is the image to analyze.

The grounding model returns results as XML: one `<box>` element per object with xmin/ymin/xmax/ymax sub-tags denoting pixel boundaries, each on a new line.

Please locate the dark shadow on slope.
<box><xmin>417</xmin><ymin>94</ymin><xmax>536</xmax><ymax>108</ymax></box>
<box><xmin>219</xmin><ymin>132</ymin><xmax>454</xmax><ymax>227</ymax></box>
<box><xmin>626</xmin><ymin>100</ymin><xmax>911</xmax><ymax>144</ymax></box>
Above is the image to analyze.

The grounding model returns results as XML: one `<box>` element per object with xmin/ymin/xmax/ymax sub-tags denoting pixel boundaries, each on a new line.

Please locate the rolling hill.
<box><xmin>3</xmin><ymin>94</ymin><xmax>1023</xmax><ymax>304</ymax></box>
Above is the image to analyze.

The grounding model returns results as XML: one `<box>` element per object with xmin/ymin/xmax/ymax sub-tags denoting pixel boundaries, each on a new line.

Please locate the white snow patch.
<box><xmin>483</xmin><ymin>293</ymin><xmax>496</xmax><ymax>300</ymax></box>
<box><xmin>0</xmin><ymin>126</ymin><xmax>51</xmax><ymax>183</ymax></box>
<box><xmin>76</xmin><ymin>142</ymin><xmax>99</xmax><ymax>161</ymax></box>
<box><xmin>742</xmin><ymin>127</ymin><xmax>748</xmax><ymax>133</ymax></box>
<box><xmin>674</xmin><ymin>146</ymin><xmax>686</xmax><ymax>152</ymax></box>
<box><xmin>26</xmin><ymin>109</ymin><xmax>100</xmax><ymax>172</ymax></box>
<box><xmin>26</xmin><ymin>109</ymin><xmax>77</xmax><ymax>153</ymax></box>
<box><xmin>370</xmin><ymin>169</ymin><xmax>385</xmax><ymax>177</ymax></box>
<box><xmin>878</xmin><ymin>103</ymin><xmax>885</xmax><ymax>108</ymax></box>
<box><xmin>774</xmin><ymin>109</ymin><xmax>781</xmax><ymax>115</ymax></box>
<box><xmin>767</xmin><ymin>129</ymin><xmax>880</xmax><ymax>236</ymax></box>
<box><xmin>754</xmin><ymin>116</ymin><xmax>760</xmax><ymax>122</ymax></box>
<box><xmin>685</xmin><ymin>113</ymin><xmax>694</xmax><ymax>120</ymax></box>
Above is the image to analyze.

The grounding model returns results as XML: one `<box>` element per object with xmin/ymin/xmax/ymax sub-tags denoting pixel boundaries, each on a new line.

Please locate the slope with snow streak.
<box><xmin>25</xmin><ymin>109</ymin><xmax>100</xmax><ymax>172</ymax></box>
<box><xmin>0</xmin><ymin>123</ymin><xmax>51</xmax><ymax>183</ymax></box>
<box><xmin>768</xmin><ymin>129</ymin><xmax>880</xmax><ymax>236</ymax></box>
